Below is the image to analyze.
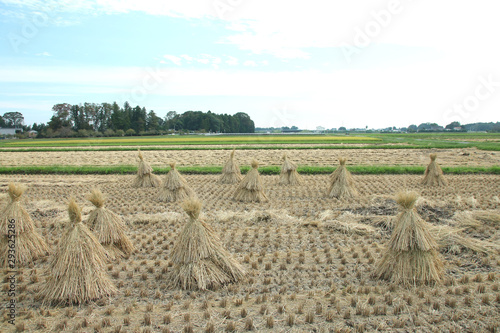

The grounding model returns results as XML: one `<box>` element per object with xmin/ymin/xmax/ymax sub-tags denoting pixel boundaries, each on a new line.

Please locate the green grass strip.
<box><xmin>0</xmin><ymin>165</ymin><xmax>498</xmax><ymax>175</ymax></box>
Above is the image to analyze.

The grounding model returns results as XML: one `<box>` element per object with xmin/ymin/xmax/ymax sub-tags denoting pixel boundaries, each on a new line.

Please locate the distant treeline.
<box><xmin>24</xmin><ymin>102</ymin><xmax>254</xmax><ymax>138</ymax></box>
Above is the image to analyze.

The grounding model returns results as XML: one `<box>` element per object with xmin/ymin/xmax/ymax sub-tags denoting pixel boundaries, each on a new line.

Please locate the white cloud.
<box><xmin>0</xmin><ymin>0</ymin><xmax>213</xmax><ymax>18</ymax></box>
<box><xmin>5</xmin><ymin>0</ymin><xmax>500</xmax><ymax>63</ymax></box>
<box><xmin>163</xmin><ymin>54</ymin><xmax>182</xmax><ymax>66</ymax></box>
<box><xmin>225</xmin><ymin>56</ymin><xmax>239</xmax><ymax>66</ymax></box>
<box><xmin>180</xmin><ymin>54</ymin><xmax>193</xmax><ymax>62</ymax></box>
<box><xmin>35</xmin><ymin>51</ymin><xmax>52</xmax><ymax>57</ymax></box>
<box><xmin>243</xmin><ymin>60</ymin><xmax>257</xmax><ymax>67</ymax></box>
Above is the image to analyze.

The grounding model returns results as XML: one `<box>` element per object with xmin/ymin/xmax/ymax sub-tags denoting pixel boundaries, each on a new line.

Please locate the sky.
<box><xmin>0</xmin><ymin>0</ymin><xmax>499</xmax><ymax>130</ymax></box>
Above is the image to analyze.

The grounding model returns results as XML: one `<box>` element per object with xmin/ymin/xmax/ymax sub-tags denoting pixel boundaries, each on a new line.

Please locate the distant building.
<box><xmin>0</xmin><ymin>128</ymin><xmax>19</xmax><ymax>136</ymax></box>
<box><xmin>28</xmin><ymin>130</ymin><xmax>38</xmax><ymax>138</ymax></box>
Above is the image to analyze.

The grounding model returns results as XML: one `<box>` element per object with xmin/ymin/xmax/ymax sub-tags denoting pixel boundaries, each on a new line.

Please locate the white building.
<box><xmin>0</xmin><ymin>128</ymin><xmax>19</xmax><ymax>135</ymax></box>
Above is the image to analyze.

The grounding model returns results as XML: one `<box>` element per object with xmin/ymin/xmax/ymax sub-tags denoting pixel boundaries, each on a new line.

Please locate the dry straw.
<box><xmin>279</xmin><ymin>153</ymin><xmax>303</xmax><ymax>185</ymax></box>
<box><xmin>374</xmin><ymin>191</ymin><xmax>443</xmax><ymax>286</ymax></box>
<box><xmin>159</xmin><ymin>162</ymin><xmax>195</xmax><ymax>202</ymax></box>
<box><xmin>219</xmin><ymin>149</ymin><xmax>243</xmax><ymax>184</ymax></box>
<box><xmin>421</xmin><ymin>153</ymin><xmax>447</xmax><ymax>186</ymax></box>
<box><xmin>133</xmin><ymin>149</ymin><xmax>162</xmax><ymax>187</ymax></box>
<box><xmin>0</xmin><ymin>183</ymin><xmax>48</xmax><ymax>267</ymax></box>
<box><xmin>168</xmin><ymin>198</ymin><xmax>245</xmax><ymax>290</ymax></box>
<box><xmin>39</xmin><ymin>198</ymin><xmax>116</xmax><ymax>305</ymax></box>
<box><xmin>327</xmin><ymin>157</ymin><xmax>358</xmax><ymax>199</ymax></box>
<box><xmin>430</xmin><ymin>225</ymin><xmax>491</xmax><ymax>254</ymax></box>
<box><xmin>233</xmin><ymin>160</ymin><xmax>268</xmax><ymax>202</ymax></box>
<box><xmin>87</xmin><ymin>189</ymin><xmax>135</xmax><ymax>257</ymax></box>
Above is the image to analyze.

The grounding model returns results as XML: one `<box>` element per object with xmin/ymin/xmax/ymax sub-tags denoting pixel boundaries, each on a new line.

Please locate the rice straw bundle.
<box><xmin>87</xmin><ymin>189</ymin><xmax>135</xmax><ymax>257</ymax></box>
<box><xmin>327</xmin><ymin>157</ymin><xmax>358</xmax><ymax>199</ymax></box>
<box><xmin>168</xmin><ymin>198</ymin><xmax>245</xmax><ymax>290</ymax></box>
<box><xmin>133</xmin><ymin>149</ymin><xmax>162</xmax><ymax>187</ymax></box>
<box><xmin>430</xmin><ymin>225</ymin><xmax>490</xmax><ymax>254</ymax></box>
<box><xmin>472</xmin><ymin>210</ymin><xmax>500</xmax><ymax>226</ymax></box>
<box><xmin>233</xmin><ymin>160</ymin><xmax>268</xmax><ymax>202</ymax></box>
<box><xmin>374</xmin><ymin>191</ymin><xmax>444</xmax><ymax>286</ymax></box>
<box><xmin>323</xmin><ymin>220</ymin><xmax>377</xmax><ymax>235</ymax></box>
<box><xmin>39</xmin><ymin>198</ymin><xmax>116</xmax><ymax>305</ymax></box>
<box><xmin>219</xmin><ymin>149</ymin><xmax>243</xmax><ymax>184</ymax></box>
<box><xmin>421</xmin><ymin>153</ymin><xmax>447</xmax><ymax>186</ymax></box>
<box><xmin>0</xmin><ymin>183</ymin><xmax>48</xmax><ymax>267</ymax></box>
<box><xmin>279</xmin><ymin>153</ymin><xmax>303</xmax><ymax>185</ymax></box>
<box><xmin>159</xmin><ymin>162</ymin><xmax>195</xmax><ymax>202</ymax></box>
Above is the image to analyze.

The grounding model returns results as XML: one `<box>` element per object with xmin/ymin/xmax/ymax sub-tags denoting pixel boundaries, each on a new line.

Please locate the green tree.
<box><xmin>2</xmin><ymin>112</ymin><xmax>24</xmax><ymax>128</ymax></box>
<box><xmin>97</xmin><ymin>103</ymin><xmax>113</xmax><ymax>132</ymax></box>
<box><xmin>48</xmin><ymin>115</ymin><xmax>64</xmax><ymax>131</ymax></box>
<box><xmin>122</xmin><ymin>102</ymin><xmax>132</xmax><ymax>131</ymax></box>
<box><xmin>131</xmin><ymin>106</ymin><xmax>146</xmax><ymax>132</ymax></box>
<box><xmin>52</xmin><ymin>103</ymin><xmax>72</xmax><ymax>124</ymax></box>
<box><xmin>146</xmin><ymin>110</ymin><xmax>161</xmax><ymax>131</ymax></box>
<box><xmin>233</xmin><ymin>112</ymin><xmax>254</xmax><ymax>133</ymax></box>
<box><xmin>407</xmin><ymin>124</ymin><xmax>417</xmax><ymax>133</ymax></box>
<box><xmin>445</xmin><ymin>121</ymin><xmax>461</xmax><ymax>130</ymax></box>
<box><xmin>104</xmin><ymin>129</ymin><xmax>115</xmax><ymax>137</ymax></box>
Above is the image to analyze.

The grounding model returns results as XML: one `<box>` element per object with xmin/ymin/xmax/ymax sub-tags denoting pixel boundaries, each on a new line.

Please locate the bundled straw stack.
<box><xmin>0</xmin><ymin>183</ymin><xmax>48</xmax><ymax>267</ymax></box>
<box><xmin>421</xmin><ymin>153</ymin><xmax>447</xmax><ymax>186</ymax></box>
<box><xmin>159</xmin><ymin>162</ymin><xmax>195</xmax><ymax>202</ymax></box>
<box><xmin>279</xmin><ymin>153</ymin><xmax>303</xmax><ymax>185</ymax></box>
<box><xmin>233</xmin><ymin>160</ymin><xmax>268</xmax><ymax>202</ymax></box>
<box><xmin>168</xmin><ymin>198</ymin><xmax>245</xmax><ymax>290</ymax></box>
<box><xmin>374</xmin><ymin>191</ymin><xmax>444</xmax><ymax>286</ymax></box>
<box><xmin>87</xmin><ymin>189</ymin><xmax>135</xmax><ymax>258</ymax></box>
<box><xmin>327</xmin><ymin>157</ymin><xmax>358</xmax><ymax>199</ymax></box>
<box><xmin>219</xmin><ymin>149</ymin><xmax>243</xmax><ymax>184</ymax></box>
<box><xmin>39</xmin><ymin>198</ymin><xmax>116</xmax><ymax>305</ymax></box>
<box><xmin>133</xmin><ymin>150</ymin><xmax>161</xmax><ymax>187</ymax></box>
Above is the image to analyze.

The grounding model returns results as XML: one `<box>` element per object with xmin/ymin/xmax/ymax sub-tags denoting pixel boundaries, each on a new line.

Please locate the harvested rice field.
<box><xmin>1</xmin><ymin>147</ymin><xmax>499</xmax><ymax>167</ymax></box>
<box><xmin>1</xmin><ymin>173</ymin><xmax>499</xmax><ymax>332</ymax></box>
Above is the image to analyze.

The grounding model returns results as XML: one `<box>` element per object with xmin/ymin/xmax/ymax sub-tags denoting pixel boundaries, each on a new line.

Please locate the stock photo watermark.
<box><xmin>269</xmin><ymin>105</ymin><xmax>297</xmax><ymax>129</ymax></box>
<box><xmin>340</xmin><ymin>0</ymin><xmax>412</xmax><ymax>64</ymax></box>
<box><xmin>5</xmin><ymin>218</ymin><xmax>17</xmax><ymax>325</ymax></box>
<box><xmin>121</xmin><ymin>67</ymin><xmax>168</xmax><ymax>105</ymax></box>
<box><xmin>7</xmin><ymin>4</ymin><xmax>57</xmax><ymax>53</ymax></box>
<box><xmin>213</xmin><ymin>0</ymin><xmax>245</xmax><ymax>19</ymax></box>
<box><xmin>443</xmin><ymin>74</ymin><xmax>499</xmax><ymax>124</ymax></box>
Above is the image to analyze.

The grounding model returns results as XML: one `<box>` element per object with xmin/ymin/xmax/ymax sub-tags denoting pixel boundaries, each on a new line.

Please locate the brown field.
<box><xmin>1</xmin><ymin>173</ymin><xmax>499</xmax><ymax>332</ymax></box>
<box><xmin>0</xmin><ymin>147</ymin><xmax>499</xmax><ymax>167</ymax></box>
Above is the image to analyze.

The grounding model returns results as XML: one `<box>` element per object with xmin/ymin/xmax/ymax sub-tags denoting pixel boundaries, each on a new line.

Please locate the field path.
<box><xmin>1</xmin><ymin>147</ymin><xmax>498</xmax><ymax>167</ymax></box>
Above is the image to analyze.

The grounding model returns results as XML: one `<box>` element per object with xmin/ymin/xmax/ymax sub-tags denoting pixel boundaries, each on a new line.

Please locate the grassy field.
<box><xmin>0</xmin><ymin>165</ymin><xmax>498</xmax><ymax>175</ymax></box>
<box><xmin>1</xmin><ymin>133</ymin><xmax>499</xmax><ymax>150</ymax></box>
<box><xmin>0</xmin><ymin>134</ymin><xmax>380</xmax><ymax>147</ymax></box>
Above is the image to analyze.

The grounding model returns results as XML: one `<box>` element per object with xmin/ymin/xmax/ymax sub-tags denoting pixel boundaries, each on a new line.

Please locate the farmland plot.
<box><xmin>0</xmin><ymin>147</ymin><xmax>498</xmax><ymax>167</ymax></box>
<box><xmin>0</xmin><ymin>173</ymin><xmax>498</xmax><ymax>332</ymax></box>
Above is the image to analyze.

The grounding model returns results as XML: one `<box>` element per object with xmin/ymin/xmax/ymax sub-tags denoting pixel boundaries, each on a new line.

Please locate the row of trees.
<box><xmin>30</xmin><ymin>102</ymin><xmax>254</xmax><ymax>137</ymax></box>
<box><xmin>165</xmin><ymin>110</ymin><xmax>254</xmax><ymax>133</ymax></box>
<box><xmin>407</xmin><ymin>121</ymin><xmax>500</xmax><ymax>133</ymax></box>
